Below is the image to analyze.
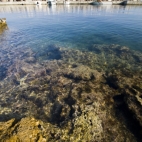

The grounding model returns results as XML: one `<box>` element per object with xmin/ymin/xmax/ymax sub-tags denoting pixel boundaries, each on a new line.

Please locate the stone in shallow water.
<box><xmin>0</xmin><ymin>18</ymin><xmax>6</xmax><ymax>24</ymax></box>
<box><xmin>0</xmin><ymin>117</ymin><xmax>47</xmax><ymax>142</ymax></box>
<box><xmin>0</xmin><ymin>44</ymin><xmax>142</xmax><ymax>141</ymax></box>
<box><xmin>24</xmin><ymin>57</ymin><xmax>36</xmax><ymax>63</ymax></box>
<box><xmin>0</xmin><ymin>18</ymin><xmax>7</xmax><ymax>28</ymax></box>
<box><xmin>0</xmin><ymin>18</ymin><xmax>7</xmax><ymax>35</ymax></box>
<box><xmin>63</xmin><ymin>65</ymin><xmax>101</xmax><ymax>81</ymax></box>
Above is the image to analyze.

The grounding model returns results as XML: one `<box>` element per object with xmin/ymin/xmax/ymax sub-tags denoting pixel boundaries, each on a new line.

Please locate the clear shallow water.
<box><xmin>1</xmin><ymin>6</ymin><xmax>142</xmax><ymax>141</ymax></box>
<box><xmin>0</xmin><ymin>5</ymin><xmax>142</xmax><ymax>51</ymax></box>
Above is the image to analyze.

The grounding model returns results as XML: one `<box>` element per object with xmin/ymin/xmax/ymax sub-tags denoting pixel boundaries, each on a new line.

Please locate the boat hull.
<box><xmin>48</xmin><ymin>0</ymin><xmax>56</xmax><ymax>5</ymax></box>
<box><xmin>120</xmin><ymin>0</ymin><xmax>128</xmax><ymax>5</ymax></box>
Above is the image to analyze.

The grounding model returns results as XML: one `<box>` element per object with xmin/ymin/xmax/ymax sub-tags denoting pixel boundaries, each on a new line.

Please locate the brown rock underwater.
<box><xmin>0</xmin><ymin>44</ymin><xmax>142</xmax><ymax>141</ymax></box>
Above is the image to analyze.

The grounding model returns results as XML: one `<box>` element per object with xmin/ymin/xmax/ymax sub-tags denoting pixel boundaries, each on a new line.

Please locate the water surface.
<box><xmin>0</xmin><ymin>6</ymin><xmax>142</xmax><ymax>141</ymax></box>
<box><xmin>0</xmin><ymin>5</ymin><xmax>142</xmax><ymax>51</ymax></box>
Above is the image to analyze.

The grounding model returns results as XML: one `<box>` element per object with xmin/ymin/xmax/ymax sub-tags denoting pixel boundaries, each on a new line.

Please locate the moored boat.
<box><xmin>35</xmin><ymin>1</ymin><xmax>41</xmax><ymax>5</ymax></box>
<box><xmin>47</xmin><ymin>0</ymin><xmax>57</xmax><ymax>5</ymax></box>
<box><xmin>120</xmin><ymin>0</ymin><xmax>128</xmax><ymax>5</ymax></box>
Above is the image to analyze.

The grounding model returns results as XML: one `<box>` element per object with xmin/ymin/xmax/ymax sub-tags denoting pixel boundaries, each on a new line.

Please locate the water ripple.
<box><xmin>0</xmin><ymin>5</ymin><xmax>142</xmax><ymax>51</ymax></box>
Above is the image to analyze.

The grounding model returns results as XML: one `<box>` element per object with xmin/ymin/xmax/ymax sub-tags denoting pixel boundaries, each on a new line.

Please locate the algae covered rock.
<box><xmin>0</xmin><ymin>44</ymin><xmax>142</xmax><ymax>141</ymax></box>
<box><xmin>63</xmin><ymin>65</ymin><xmax>101</xmax><ymax>81</ymax></box>
<box><xmin>106</xmin><ymin>69</ymin><xmax>142</xmax><ymax>141</ymax></box>
<box><xmin>0</xmin><ymin>117</ymin><xmax>47</xmax><ymax>142</ymax></box>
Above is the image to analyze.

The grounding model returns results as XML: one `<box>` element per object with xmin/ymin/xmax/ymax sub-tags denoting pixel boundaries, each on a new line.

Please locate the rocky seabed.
<box><xmin>0</xmin><ymin>44</ymin><xmax>142</xmax><ymax>141</ymax></box>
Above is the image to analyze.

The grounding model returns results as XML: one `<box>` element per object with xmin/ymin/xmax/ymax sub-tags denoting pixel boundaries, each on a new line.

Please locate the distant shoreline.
<box><xmin>0</xmin><ymin>1</ymin><xmax>142</xmax><ymax>5</ymax></box>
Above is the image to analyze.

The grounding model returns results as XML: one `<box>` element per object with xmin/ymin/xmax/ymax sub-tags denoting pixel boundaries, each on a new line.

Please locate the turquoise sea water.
<box><xmin>0</xmin><ymin>5</ymin><xmax>142</xmax><ymax>51</ymax></box>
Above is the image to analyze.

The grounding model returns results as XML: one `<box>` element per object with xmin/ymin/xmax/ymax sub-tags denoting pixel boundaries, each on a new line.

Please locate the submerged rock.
<box><xmin>63</xmin><ymin>65</ymin><xmax>101</xmax><ymax>81</ymax></box>
<box><xmin>0</xmin><ymin>44</ymin><xmax>142</xmax><ymax>141</ymax></box>
<box><xmin>0</xmin><ymin>117</ymin><xmax>47</xmax><ymax>142</ymax></box>
<box><xmin>24</xmin><ymin>57</ymin><xmax>36</xmax><ymax>63</ymax></box>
